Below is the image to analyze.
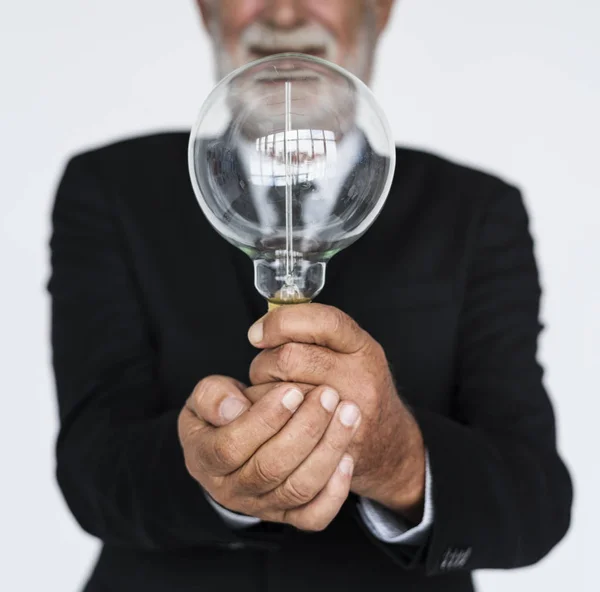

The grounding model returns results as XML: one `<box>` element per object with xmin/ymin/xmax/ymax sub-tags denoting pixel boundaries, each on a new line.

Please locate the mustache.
<box><xmin>240</xmin><ymin>22</ymin><xmax>336</xmax><ymax>56</ymax></box>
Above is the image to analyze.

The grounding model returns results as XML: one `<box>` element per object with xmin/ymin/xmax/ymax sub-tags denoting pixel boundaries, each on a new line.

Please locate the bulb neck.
<box><xmin>254</xmin><ymin>258</ymin><xmax>326</xmax><ymax>304</ymax></box>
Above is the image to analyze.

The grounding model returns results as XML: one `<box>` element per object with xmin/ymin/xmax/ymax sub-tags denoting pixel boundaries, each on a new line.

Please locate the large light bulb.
<box><xmin>189</xmin><ymin>53</ymin><xmax>395</xmax><ymax>309</ymax></box>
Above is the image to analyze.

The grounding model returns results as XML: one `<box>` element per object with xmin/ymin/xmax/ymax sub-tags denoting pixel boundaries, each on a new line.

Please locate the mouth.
<box><xmin>248</xmin><ymin>46</ymin><xmax>327</xmax><ymax>60</ymax></box>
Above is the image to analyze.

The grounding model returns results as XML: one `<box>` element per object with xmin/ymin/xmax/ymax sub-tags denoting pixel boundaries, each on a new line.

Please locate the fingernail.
<box><xmin>282</xmin><ymin>388</ymin><xmax>304</xmax><ymax>412</ymax></box>
<box><xmin>338</xmin><ymin>455</ymin><xmax>354</xmax><ymax>476</ymax></box>
<box><xmin>340</xmin><ymin>403</ymin><xmax>360</xmax><ymax>427</ymax></box>
<box><xmin>248</xmin><ymin>321</ymin><xmax>264</xmax><ymax>346</ymax></box>
<box><xmin>220</xmin><ymin>397</ymin><xmax>247</xmax><ymax>423</ymax></box>
<box><xmin>320</xmin><ymin>388</ymin><xmax>339</xmax><ymax>412</ymax></box>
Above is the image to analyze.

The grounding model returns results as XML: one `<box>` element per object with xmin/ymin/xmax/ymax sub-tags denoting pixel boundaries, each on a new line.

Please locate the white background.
<box><xmin>1</xmin><ymin>1</ymin><xmax>598</xmax><ymax>590</ymax></box>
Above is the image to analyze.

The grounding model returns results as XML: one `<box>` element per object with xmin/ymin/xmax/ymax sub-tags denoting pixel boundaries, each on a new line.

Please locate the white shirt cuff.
<box><xmin>204</xmin><ymin>450</ymin><xmax>434</xmax><ymax>542</ymax></box>
<box><xmin>357</xmin><ymin>450</ymin><xmax>433</xmax><ymax>544</ymax></box>
<box><xmin>204</xmin><ymin>491</ymin><xmax>261</xmax><ymax>529</ymax></box>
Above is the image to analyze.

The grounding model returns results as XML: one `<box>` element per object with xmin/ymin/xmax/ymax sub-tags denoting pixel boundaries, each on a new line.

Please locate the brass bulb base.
<box><xmin>267</xmin><ymin>298</ymin><xmax>312</xmax><ymax>312</ymax></box>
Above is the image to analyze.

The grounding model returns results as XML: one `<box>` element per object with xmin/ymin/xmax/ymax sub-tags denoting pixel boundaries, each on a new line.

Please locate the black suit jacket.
<box><xmin>48</xmin><ymin>131</ymin><xmax>572</xmax><ymax>592</ymax></box>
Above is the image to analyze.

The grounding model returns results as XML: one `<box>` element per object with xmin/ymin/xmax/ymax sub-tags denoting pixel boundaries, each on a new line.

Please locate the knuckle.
<box><xmin>189</xmin><ymin>439</ymin><xmax>213</xmax><ymax>475</ymax></box>
<box><xmin>361</xmin><ymin>381</ymin><xmax>380</xmax><ymax>405</ymax></box>
<box><xmin>278</xmin><ymin>478</ymin><xmax>317</xmax><ymax>507</ymax></box>
<box><xmin>179</xmin><ymin>415</ymin><xmax>202</xmax><ymax>444</ymax></box>
<box><xmin>258</xmin><ymin>413</ymin><xmax>282</xmax><ymax>435</ymax></box>
<box><xmin>249</xmin><ymin>455</ymin><xmax>283</xmax><ymax>490</ymax></box>
<box><xmin>276</xmin><ymin>342</ymin><xmax>298</xmax><ymax>375</ymax></box>
<box><xmin>252</xmin><ymin>404</ymin><xmax>286</xmax><ymax>435</ymax></box>
<box><xmin>324</xmin><ymin>433</ymin><xmax>349</xmax><ymax>455</ymax></box>
<box><xmin>183</xmin><ymin>444</ymin><xmax>207</xmax><ymax>481</ymax></box>
<box><xmin>249</xmin><ymin>355</ymin><xmax>268</xmax><ymax>384</ymax></box>
<box><xmin>298</xmin><ymin>416</ymin><xmax>324</xmax><ymax>441</ymax></box>
<box><xmin>212</xmin><ymin>433</ymin><xmax>243</xmax><ymax>470</ymax></box>
<box><xmin>193</xmin><ymin>375</ymin><xmax>221</xmax><ymax>406</ymax></box>
<box><xmin>329</xmin><ymin>307</ymin><xmax>347</xmax><ymax>335</ymax></box>
<box><xmin>329</xmin><ymin>306</ymin><xmax>364</xmax><ymax>352</ymax></box>
<box><xmin>367</xmin><ymin>339</ymin><xmax>386</xmax><ymax>362</ymax></box>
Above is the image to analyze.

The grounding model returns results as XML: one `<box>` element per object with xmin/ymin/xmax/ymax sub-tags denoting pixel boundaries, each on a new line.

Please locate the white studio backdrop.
<box><xmin>1</xmin><ymin>1</ymin><xmax>598</xmax><ymax>590</ymax></box>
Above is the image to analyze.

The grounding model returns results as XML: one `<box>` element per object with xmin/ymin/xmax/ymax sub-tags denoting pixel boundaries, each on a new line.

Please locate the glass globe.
<box><xmin>189</xmin><ymin>53</ymin><xmax>395</xmax><ymax>308</ymax></box>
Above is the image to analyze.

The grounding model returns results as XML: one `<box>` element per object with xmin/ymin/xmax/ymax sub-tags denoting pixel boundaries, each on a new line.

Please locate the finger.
<box><xmin>178</xmin><ymin>405</ymin><xmax>218</xmax><ymax>487</ymax></box>
<box><xmin>249</xmin><ymin>342</ymin><xmax>337</xmax><ymax>385</ymax></box>
<box><xmin>261</xmin><ymin>400</ymin><xmax>361</xmax><ymax>510</ymax></box>
<box><xmin>234</xmin><ymin>385</ymin><xmax>343</xmax><ymax>495</ymax></box>
<box><xmin>245</xmin><ymin>381</ymin><xmax>313</xmax><ymax>404</ymax></box>
<box><xmin>186</xmin><ymin>375</ymin><xmax>250</xmax><ymax>427</ymax></box>
<box><xmin>206</xmin><ymin>382</ymin><xmax>306</xmax><ymax>476</ymax></box>
<box><xmin>178</xmin><ymin>405</ymin><xmax>210</xmax><ymax>452</ymax></box>
<box><xmin>248</xmin><ymin>303</ymin><xmax>368</xmax><ymax>354</ymax></box>
<box><xmin>283</xmin><ymin>454</ymin><xmax>354</xmax><ymax>532</ymax></box>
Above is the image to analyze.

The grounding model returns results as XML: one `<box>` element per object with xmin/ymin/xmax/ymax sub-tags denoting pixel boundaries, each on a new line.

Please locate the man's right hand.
<box><xmin>177</xmin><ymin>375</ymin><xmax>361</xmax><ymax>532</ymax></box>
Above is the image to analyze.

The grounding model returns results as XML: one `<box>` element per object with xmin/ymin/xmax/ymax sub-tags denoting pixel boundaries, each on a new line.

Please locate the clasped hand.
<box><xmin>178</xmin><ymin>304</ymin><xmax>425</xmax><ymax>531</ymax></box>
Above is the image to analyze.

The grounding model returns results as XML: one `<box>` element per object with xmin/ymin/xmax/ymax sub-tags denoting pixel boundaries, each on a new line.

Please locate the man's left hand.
<box><xmin>246</xmin><ymin>303</ymin><xmax>426</xmax><ymax>523</ymax></box>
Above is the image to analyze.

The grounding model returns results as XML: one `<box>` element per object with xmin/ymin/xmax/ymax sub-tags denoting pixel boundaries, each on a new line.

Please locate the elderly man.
<box><xmin>49</xmin><ymin>1</ymin><xmax>572</xmax><ymax>591</ymax></box>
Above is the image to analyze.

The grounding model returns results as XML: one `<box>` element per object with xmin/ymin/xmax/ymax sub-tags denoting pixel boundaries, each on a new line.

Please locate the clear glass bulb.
<box><xmin>189</xmin><ymin>53</ymin><xmax>395</xmax><ymax>307</ymax></box>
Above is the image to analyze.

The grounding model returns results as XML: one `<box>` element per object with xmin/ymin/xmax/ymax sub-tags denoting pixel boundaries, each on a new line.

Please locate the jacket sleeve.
<box><xmin>48</xmin><ymin>154</ymin><xmax>262</xmax><ymax>551</ymax></box>
<box><xmin>355</xmin><ymin>185</ymin><xmax>573</xmax><ymax>573</ymax></box>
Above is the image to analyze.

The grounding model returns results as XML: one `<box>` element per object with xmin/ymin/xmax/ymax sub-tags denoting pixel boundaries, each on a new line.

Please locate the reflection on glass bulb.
<box><xmin>189</xmin><ymin>53</ymin><xmax>395</xmax><ymax>307</ymax></box>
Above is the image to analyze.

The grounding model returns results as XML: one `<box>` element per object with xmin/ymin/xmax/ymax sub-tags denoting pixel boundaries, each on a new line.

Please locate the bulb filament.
<box><xmin>284</xmin><ymin>80</ymin><xmax>294</xmax><ymax>286</ymax></box>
